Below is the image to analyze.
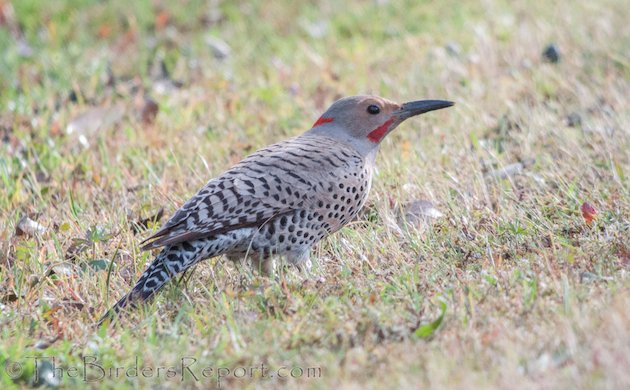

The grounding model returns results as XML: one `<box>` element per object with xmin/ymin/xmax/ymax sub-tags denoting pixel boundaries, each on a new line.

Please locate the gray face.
<box><xmin>305</xmin><ymin>95</ymin><xmax>453</xmax><ymax>157</ymax></box>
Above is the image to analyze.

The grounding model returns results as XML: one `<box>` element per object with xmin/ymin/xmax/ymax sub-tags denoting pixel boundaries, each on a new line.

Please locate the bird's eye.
<box><xmin>367</xmin><ymin>105</ymin><xmax>381</xmax><ymax>115</ymax></box>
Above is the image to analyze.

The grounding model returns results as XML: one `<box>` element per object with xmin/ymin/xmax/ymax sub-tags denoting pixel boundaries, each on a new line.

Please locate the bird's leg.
<box><xmin>252</xmin><ymin>255</ymin><xmax>276</xmax><ymax>277</ymax></box>
<box><xmin>291</xmin><ymin>250</ymin><xmax>312</xmax><ymax>276</ymax></box>
<box><xmin>292</xmin><ymin>250</ymin><xmax>328</xmax><ymax>288</ymax></box>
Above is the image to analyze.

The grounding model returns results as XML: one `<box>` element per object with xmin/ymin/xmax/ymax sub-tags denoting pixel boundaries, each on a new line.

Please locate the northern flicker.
<box><xmin>100</xmin><ymin>95</ymin><xmax>452</xmax><ymax>323</ymax></box>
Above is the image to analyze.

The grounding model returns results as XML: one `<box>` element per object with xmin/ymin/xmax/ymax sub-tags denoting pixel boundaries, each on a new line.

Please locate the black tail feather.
<box><xmin>97</xmin><ymin>241</ymin><xmax>206</xmax><ymax>326</ymax></box>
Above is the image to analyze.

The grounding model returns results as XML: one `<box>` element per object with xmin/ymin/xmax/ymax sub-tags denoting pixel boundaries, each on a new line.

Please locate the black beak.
<box><xmin>396</xmin><ymin>100</ymin><xmax>454</xmax><ymax>120</ymax></box>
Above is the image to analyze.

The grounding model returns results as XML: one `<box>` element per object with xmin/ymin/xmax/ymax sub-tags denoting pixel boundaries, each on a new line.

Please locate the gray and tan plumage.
<box><xmin>100</xmin><ymin>95</ymin><xmax>452</xmax><ymax>324</ymax></box>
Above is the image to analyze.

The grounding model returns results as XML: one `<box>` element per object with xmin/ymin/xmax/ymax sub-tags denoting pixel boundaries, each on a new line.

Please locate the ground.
<box><xmin>0</xmin><ymin>0</ymin><xmax>629</xmax><ymax>388</ymax></box>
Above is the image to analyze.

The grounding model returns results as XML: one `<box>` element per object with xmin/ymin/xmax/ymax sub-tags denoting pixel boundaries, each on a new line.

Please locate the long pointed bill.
<box><xmin>396</xmin><ymin>99</ymin><xmax>454</xmax><ymax>121</ymax></box>
<box><xmin>367</xmin><ymin>99</ymin><xmax>454</xmax><ymax>143</ymax></box>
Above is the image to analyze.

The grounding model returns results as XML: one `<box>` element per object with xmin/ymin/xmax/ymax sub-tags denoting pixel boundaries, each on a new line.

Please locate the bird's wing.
<box><xmin>140</xmin><ymin>136</ymin><xmax>364</xmax><ymax>250</ymax></box>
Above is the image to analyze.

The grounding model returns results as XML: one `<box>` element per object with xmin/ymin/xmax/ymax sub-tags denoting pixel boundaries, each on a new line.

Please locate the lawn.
<box><xmin>1</xmin><ymin>0</ymin><xmax>629</xmax><ymax>388</ymax></box>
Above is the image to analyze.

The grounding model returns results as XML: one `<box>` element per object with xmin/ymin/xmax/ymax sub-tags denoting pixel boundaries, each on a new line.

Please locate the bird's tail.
<box><xmin>97</xmin><ymin>240</ymin><xmax>209</xmax><ymax>326</ymax></box>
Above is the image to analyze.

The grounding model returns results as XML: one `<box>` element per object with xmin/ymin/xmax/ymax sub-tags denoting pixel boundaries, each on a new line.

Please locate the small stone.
<box><xmin>16</xmin><ymin>216</ymin><xmax>46</xmax><ymax>236</ymax></box>
<box><xmin>52</xmin><ymin>264</ymin><xmax>74</xmax><ymax>276</ymax></box>
<box><xmin>66</xmin><ymin>106</ymin><xmax>125</xmax><ymax>148</ymax></box>
<box><xmin>302</xmin><ymin>20</ymin><xmax>329</xmax><ymax>39</ymax></box>
<box><xmin>579</xmin><ymin>271</ymin><xmax>599</xmax><ymax>283</ymax></box>
<box><xmin>542</xmin><ymin>44</ymin><xmax>560</xmax><ymax>63</ymax></box>
<box><xmin>399</xmin><ymin>200</ymin><xmax>443</xmax><ymax>231</ymax></box>
<box><xmin>205</xmin><ymin>36</ymin><xmax>231</xmax><ymax>60</ymax></box>
<box><xmin>445</xmin><ymin>42</ymin><xmax>461</xmax><ymax>57</ymax></box>
<box><xmin>68</xmin><ymin>89</ymin><xmax>79</xmax><ymax>103</ymax></box>
<box><xmin>487</xmin><ymin>162</ymin><xmax>524</xmax><ymax>179</ymax></box>
<box><xmin>566</xmin><ymin>112</ymin><xmax>582</xmax><ymax>127</ymax></box>
<box><xmin>524</xmin><ymin>172</ymin><xmax>546</xmax><ymax>186</ymax></box>
<box><xmin>33</xmin><ymin>336</ymin><xmax>60</xmax><ymax>349</ymax></box>
<box><xmin>152</xmin><ymin>79</ymin><xmax>182</xmax><ymax>95</ymax></box>
<box><xmin>17</xmin><ymin>39</ymin><xmax>33</xmax><ymax>58</ymax></box>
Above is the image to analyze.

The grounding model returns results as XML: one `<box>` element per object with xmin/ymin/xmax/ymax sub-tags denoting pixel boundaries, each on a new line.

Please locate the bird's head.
<box><xmin>307</xmin><ymin>95</ymin><xmax>453</xmax><ymax>156</ymax></box>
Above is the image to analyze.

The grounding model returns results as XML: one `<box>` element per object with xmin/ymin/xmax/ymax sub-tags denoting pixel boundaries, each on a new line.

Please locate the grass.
<box><xmin>1</xmin><ymin>0</ymin><xmax>629</xmax><ymax>388</ymax></box>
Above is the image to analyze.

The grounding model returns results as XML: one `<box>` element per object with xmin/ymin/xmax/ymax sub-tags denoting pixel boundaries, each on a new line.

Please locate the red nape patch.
<box><xmin>312</xmin><ymin>116</ymin><xmax>334</xmax><ymax>128</ymax></box>
<box><xmin>367</xmin><ymin>119</ymin><xmax>394</xmax><ymax>143</ymax></box>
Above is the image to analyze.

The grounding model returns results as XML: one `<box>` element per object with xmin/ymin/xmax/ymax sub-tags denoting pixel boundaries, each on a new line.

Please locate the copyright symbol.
<box><xmin>4</xmin><ymin>360</ymin><xmax>23</xmax><ymax>379</ymax></box>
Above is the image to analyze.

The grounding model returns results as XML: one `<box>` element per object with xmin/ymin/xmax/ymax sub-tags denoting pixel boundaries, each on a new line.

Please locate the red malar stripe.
<box><xmin>367</xmin><ymin>119</ymin><xmax>394</xmax><ymax>143</ymax></box>
<box><xmin>312</xmin><ymin>116</ymin><xmax>334</xmax><ymax>128</ymax></box>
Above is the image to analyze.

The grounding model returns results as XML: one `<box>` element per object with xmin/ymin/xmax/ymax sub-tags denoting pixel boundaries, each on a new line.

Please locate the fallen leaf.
<box><xmin>155</xmin><ymin>10</ymin><xmax>170</xmax><ymax>30</ymax></box>
<box><xmin>615</xmin><ymin>243</ymin><xmax>629</xmax><ymax>268</ymax></box>
<box><xmin>65</xmin><ymin>240</ymin><xmax>89</xmax><ymax>261</ymax></box>
<box><xmin>83</xmin><ymin>259</ymin><xmax>109</xmax><ymax>273</ymax></box>
<box><xmin>1</xmin><ymin>291</ymin><xmax>21</xmax><ymax>303</ymax></box>
<box><xmin>414</xmin><ymin>300</ymin><xmax>447</xmax><ymax>339</ymax></box>
<box><xmin>141</xmin><ymin>97</ymin><xmax>159</xmax><ymax>125</ymax></box>
<box><xmin>97</xmin><ymin>24</ymin><xmax>112</xmax><ymax>38</ymax></box>
<box><xmin>54</xmin><ymin>301</ymin><xmax>85</xmax><ymax>311</ymax></box>
<box><xmin>580</xmin><ymin>202</ymin><xmax>597</xmax><ymax>225</ymax></box>
<box><xmin>114</xmin><ymin>28</ymin><xmax>137</xmax><ymax>52</ymax></box>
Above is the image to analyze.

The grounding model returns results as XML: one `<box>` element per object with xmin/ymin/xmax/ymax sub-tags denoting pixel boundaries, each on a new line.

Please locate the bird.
<box><xmin>99</xmin><ymin>95</ymin><xmax>453</xmax><ymax>324</ymax></box>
